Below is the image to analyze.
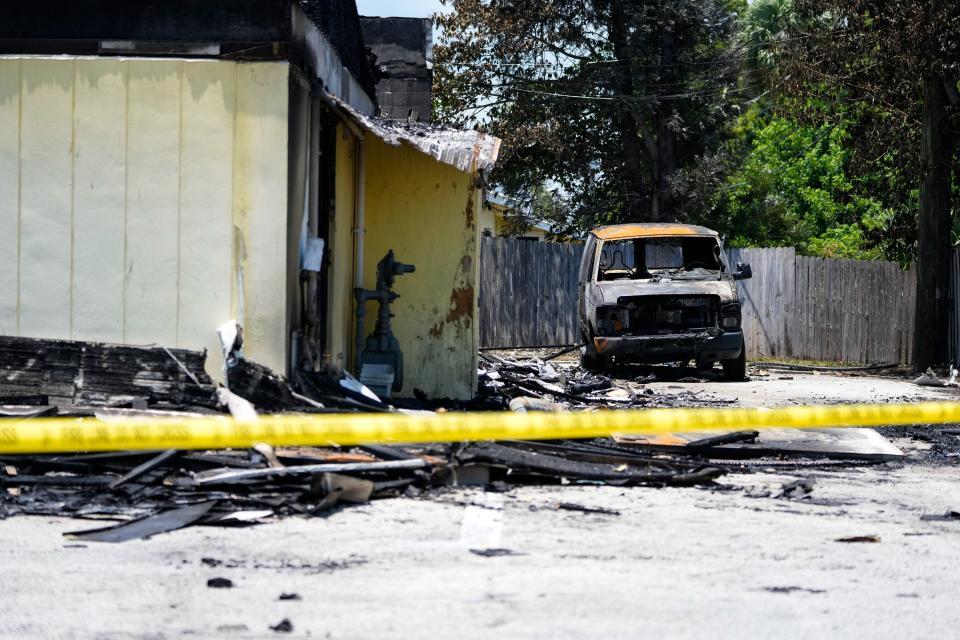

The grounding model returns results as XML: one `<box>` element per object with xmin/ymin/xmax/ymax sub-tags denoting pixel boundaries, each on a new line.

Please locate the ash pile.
<box><xmin>0</xmin><ymin>336</ymin><xmax>725</xmax><ymax>542</ymax></box>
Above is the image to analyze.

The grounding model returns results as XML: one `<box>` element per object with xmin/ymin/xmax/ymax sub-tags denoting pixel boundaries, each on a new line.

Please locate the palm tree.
<box><xmin>740</xmin><ymin>0</ymin><xmax>795</xmax><ymax>88</ymax></box>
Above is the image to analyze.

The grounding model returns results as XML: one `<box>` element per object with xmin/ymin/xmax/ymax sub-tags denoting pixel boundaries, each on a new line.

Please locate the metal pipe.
<box><xmin>354</xmin><ymin>137</ymin><xmax>366</xmax><ymax>291</ymax></box>
<box><xmin>353</xmin><ymin>137</ymin><xmax>367</xmax><ymax>370</ymax></box>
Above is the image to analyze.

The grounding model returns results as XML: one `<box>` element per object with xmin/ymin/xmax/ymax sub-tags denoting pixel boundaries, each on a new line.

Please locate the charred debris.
<box><xmin>475</xmin><ymin>350</ymin><xmax>737</xmax><ymax>411</ymax></box>
<box><xmin>0</xmin><ymin>336</ymin><xmax>900</xmax><ymax>542</ymax></box>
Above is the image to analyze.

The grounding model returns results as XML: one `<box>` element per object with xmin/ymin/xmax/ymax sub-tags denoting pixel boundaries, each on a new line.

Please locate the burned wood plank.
<box><xmin>1</xmin><ymin>474</ymin><xmax>115</xmax><ymax>487</ymax></box>
<box><xmin>108</xmin><ymin>450</ymin><xmax>180</xmax><ymax>490</ymax></box>
<box><xmin>685</xmin><ymin>430</ymin><xmax>759</xmax><ymax>449</ymax></box>
<box><xmin>193</xmin><ymin>459</ymin><xmax>428</xmax><ymax>485</ymax></box>
<box><xmin>457</xmin><ymin>442</ymin><xmax>722</xmax><ymax>485</ymax></box>
<box><xmin>0</xmin><ymin>395</ymin><xmax>49</xmax><ymax>406</ymax></box>
<box><xmin>557</xmin><ymin>502</ymin><xmax>621</xmax><ymax>516</ymax></box>
<box><xmin>0</xmin><ymin>335</ymin><xmax>217</xmax><ymax>407</ymax></box>
<box><xmin>357</xmin><ymin>444</ymin><xmax>419</xmax><ymax>461</ymax></box>
<box><xmin>226</xmin><ymin>358</ymin><xmax>301</xmax><ymax>412</ymax></box>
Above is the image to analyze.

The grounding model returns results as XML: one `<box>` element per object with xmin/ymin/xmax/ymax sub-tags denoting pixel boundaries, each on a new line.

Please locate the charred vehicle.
<box><xmin>577</xmin><ymin>223</ymin><xmax>752</xmax><ymax>380</ymax></box>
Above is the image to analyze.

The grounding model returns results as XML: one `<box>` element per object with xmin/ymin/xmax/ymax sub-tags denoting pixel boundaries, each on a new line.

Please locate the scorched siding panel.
<box><xmin>178</xmin><ymin>61</ymin><xmax>238</xmax><ymax>377</ymax></box>
<box><xmin>0</xmin><ymin>59</ymin><xmax>19</xmax><ymax>335</ymax></box>
<box><xmin>73</xmin><ymin>58</ymin><xmax>127</xmax><ymax>342</ymax></box>
<box><xmin>124</xmin><ymin>59</ymin><xmax>182</xmax><ymax>346</ymax></box>
<box><xmin>18</xmin><ymin>58</ymin><xmax>74</xmax><ymax>339</ymax></box>
<box><xmin>232</xmin><ymin>62</ymin><xmax>290</xmax><ymax>374</ymax></box>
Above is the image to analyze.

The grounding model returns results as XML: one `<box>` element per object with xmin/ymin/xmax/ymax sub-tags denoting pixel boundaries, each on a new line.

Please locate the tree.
<box><xmin>739</xmin><ymin>0</ymin><xmax>796</xmax><ymax>88</ymax></box>
<box><xmin>702</xmin><ymin>109</ymin><xmax>890</xmax><ymax>259</ymax></box>
<box><xmin>774</xmin><ymin>0</ymin><xmax>960</xmax><ymax>370</ymax></box>
<box><xmin>434</xmin><ymin>0</ymin><xmax>745</xmax><ymax>233</ymax></box>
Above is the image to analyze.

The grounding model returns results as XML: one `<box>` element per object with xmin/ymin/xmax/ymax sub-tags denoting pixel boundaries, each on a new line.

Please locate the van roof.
<box><xmin>590</xmin><ymin>223</ymin><xmax>719</xmax><ymax>241</ymax></box>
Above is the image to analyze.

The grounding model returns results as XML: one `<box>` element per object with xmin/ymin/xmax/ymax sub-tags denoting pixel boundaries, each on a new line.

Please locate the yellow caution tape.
<box><xmin>0</xmin><ymin>401</ymin><xmax>957</xmax><ymax>454</ymax></box>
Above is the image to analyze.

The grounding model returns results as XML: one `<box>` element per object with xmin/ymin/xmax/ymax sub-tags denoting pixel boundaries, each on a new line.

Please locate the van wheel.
<box><xmin>696</xmin><ymin>359</ymin><xmax>715</xmax><ymax>372</ymax></box>
<box><xmin>722</xmin><ymin>349</ymin><xmax>747</xmax><ymax>381</ymax></box>
<box><xmin>580</xmin><ymin>351</ymin><xmax>607</xmax><ymax>373</ymax></box>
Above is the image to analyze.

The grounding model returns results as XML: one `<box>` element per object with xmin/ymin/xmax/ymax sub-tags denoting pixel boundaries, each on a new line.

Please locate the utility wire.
<box><xmin>481</xmin><ymin>74</ymin><xmax>740</xmax><ymax>92</ymax></box>
<box><xmin>439</xmin><ymin>30</ymin><xmax>838</xmax><ymax>71</ymax></box>
<box><xmin>490</xmin><ymin>82</ymin><xmax>760</xmax><ymax>103</ymax></box>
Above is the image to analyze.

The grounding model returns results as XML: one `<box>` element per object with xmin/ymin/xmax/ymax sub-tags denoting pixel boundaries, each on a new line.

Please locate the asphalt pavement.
<box><xmin>1</xmin><ymin>372</ymin><xmax>958</xmax><ymax>639</ymax></box>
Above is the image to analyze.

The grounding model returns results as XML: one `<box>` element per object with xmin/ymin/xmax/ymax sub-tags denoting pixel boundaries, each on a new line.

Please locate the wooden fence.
<box><xmin>479</xmin><ymin>237</ymin><xmax>582</xmax><ymax>347</ymax></box>
<box><xmin>479</xmin><ymin>237</ymin><xmax>916</xmax><ymax>365</ymax></box>
<box><xmin>729</xmin><ymin>248</ymin><xmax>915</xmax><ymax>364</ymax></box>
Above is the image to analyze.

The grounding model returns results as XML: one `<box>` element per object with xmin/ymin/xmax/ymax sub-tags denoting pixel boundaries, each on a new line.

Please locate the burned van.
<box><xmin>577</xmin><ymin>223</ymin><xmax>752</xmax><ymax>380</ymax></box>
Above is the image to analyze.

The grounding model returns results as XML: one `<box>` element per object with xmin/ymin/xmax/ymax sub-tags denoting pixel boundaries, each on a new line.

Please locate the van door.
<box><xmin>577</xmin><ymin>235</ymin><xmax>598</xmax><ymax>338</ymax></box>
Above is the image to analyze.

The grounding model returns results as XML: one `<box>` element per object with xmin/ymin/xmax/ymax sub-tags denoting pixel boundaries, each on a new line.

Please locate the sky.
<box><xmin>355</xmin><ymin>0</ymin><xmax>447</xmax><ymax>19</ymax></box>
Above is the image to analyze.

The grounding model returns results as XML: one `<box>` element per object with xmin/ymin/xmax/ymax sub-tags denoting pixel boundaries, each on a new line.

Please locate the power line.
<box><xmin>438</xmin><ymin>30</ymin><xmax>836</xmax><ymax>71</ymax></box>
<box><xmin>481</xmin><ymin>73</ymin><xmax>740</xmax><ymax>92</ymax></box>
<box><xmin>445</xmin><ymin>54</ymin><xmax>751</xmax><ymax>71</ymax></box>
<box><xmin>491</xmin><ymin>82</ymin><xmax>761</xmax><ymax>104</ymax></box>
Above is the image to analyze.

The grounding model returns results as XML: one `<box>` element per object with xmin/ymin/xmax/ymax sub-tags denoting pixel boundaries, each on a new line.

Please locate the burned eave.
<box><xmin>324</xmin><ymin>92</ymin><xmax>502</xmax><ymax>173</ymax></box>
<box><xmin>0</xmin><ymin>0</ymin><xmax>294</xmax><ymax>59</ymax></box>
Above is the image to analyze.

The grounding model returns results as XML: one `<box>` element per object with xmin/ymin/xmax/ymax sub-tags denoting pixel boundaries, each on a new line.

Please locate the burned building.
<box><xmin>0</xmin><ymin>0</ymin><xmax>499</xmax><ymax>400</ymax></box>
<box><xmin>359</xmin><ymin>17</ymin><xmax>433</xmax><ymax>122</ymax></box>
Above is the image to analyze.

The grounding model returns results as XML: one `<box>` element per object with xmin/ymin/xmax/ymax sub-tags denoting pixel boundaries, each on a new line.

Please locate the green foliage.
<box><xmin>702</xmin><ymin>108</ymin><xmax>892</xmax><ymax>259</ymax></box>
<box><xmin>740</xmin><ymin>0</ymin><xmax>795</xmax><ymax>74</ymax></box>
<box><xmin>774</xmin><ymin>0</ymin><xmax>960</xmax><ymax>265</ymax></box>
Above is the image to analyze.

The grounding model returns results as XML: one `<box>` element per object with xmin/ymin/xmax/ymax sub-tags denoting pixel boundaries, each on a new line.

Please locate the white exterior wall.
<box><xmin>0</xmin><ymin>56</ymin><xmax>290</xmax><ymax>378</ymax></box>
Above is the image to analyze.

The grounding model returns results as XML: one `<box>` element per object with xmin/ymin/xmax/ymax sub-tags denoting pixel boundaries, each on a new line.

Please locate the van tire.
<box><xmin>722</xmin><ymin>349</ymin><xmax>747</xmax><ymax>381</ymax></box>
<box><xmin>580</xmin><ymin>351</ymin><xmax>607</xmax><ymax>373</ymax></box>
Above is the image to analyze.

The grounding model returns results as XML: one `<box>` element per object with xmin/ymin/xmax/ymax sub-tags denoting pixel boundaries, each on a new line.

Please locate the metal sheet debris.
<box><xmin>325</xmin><ymin>91</ymin><xmax>501</xmax><ymax>173</ymax></box>
<box><xmin>64</xmin><ymin>501</ymin><xmax>217</xmax><ymax>543</ymax></box>
<box><xmin>456</xmin><ymin>441</ymin><xmax>724</xmax><ymax>486</ymax></box>
<box><xmin>613</xmin><ymin>427</ymin><xmax>904</xmax><ymax>460</ymax></box>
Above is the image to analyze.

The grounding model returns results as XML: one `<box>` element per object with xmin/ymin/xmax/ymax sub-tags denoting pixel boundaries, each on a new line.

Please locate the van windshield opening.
<box><xmin>596</xmin><ymin>236</ymin><xmax>724</xmax><ymax>282</ymax></box>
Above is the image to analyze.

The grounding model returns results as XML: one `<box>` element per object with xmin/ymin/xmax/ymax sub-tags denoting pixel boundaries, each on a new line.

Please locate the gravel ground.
<box><xmin>1</xmin><ymin>372</ymin><xmax>958</xmax><ymax>639</ymax></box>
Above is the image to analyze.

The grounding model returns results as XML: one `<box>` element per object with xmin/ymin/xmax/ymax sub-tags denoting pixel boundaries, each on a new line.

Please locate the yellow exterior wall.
<box><xmin>327</xmin><ymin>124</ymin><xmax>358</xmax><ymax>369</ymax></box>
<box><xmin>0</xmin><ymin>56</ymin><xmax>290</xmax><ymax>378</ymax></box>
<box><xmin>361</xmin><ymin>137</ymin><xmax>480</xmax><ymax>400</ymax></box>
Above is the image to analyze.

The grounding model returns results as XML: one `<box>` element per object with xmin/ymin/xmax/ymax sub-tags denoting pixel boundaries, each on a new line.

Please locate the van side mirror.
<box><xmin>733</xmin><ymin>262</ymin><xmax>752</xmax><ymax>280</ymax></box>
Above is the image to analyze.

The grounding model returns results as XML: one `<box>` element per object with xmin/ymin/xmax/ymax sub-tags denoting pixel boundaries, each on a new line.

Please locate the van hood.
<box><xmin>590</xmin><ymin>279</ymin><xmax>738</xmax><ymax>305</ymax></box>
